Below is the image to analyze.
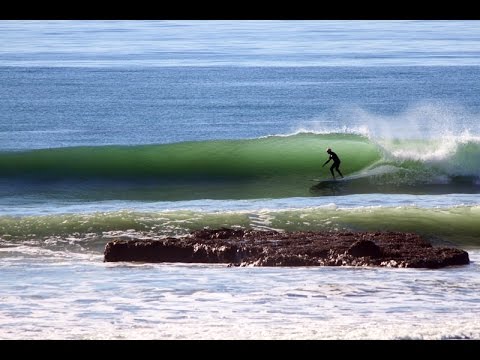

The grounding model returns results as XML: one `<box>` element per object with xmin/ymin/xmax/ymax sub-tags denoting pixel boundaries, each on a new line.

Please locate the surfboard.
<box><xmin>310</xmin><ymin>172</ymin><xmax>370</xmax><ymax>182</ymax></box>
<box><xmin>309</xmin><ymin>177</ymin><xmax>346</xmax><ymax>194</ymax></box>
<box><xmin>310</xmin><ymin>177</ymin><xmax>344</xmax><ymax>182</ymax></box>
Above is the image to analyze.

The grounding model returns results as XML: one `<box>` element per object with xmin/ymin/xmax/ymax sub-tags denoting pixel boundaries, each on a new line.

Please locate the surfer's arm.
<box><xmin>322</xmin><ymin>158</ymin><xmax>331</xmax><ymax>167</ymax></box>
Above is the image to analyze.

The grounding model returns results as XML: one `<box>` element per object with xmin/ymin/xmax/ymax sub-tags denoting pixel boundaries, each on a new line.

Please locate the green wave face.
<box><xmin>1</xmin><ymin>206</ymin><xmax>479</xmax><ymax>250</ymax></box>
<box><xmin>0</xmin><ymin>133</ymin><xmax>376</xmax><ymax>178</ymax></box>
<box><xmin>0</xmin><ymin>133</ymin><xmax>380</xmax><ymax>199</ymax></box>
<box><xmin>1</xmin><ymin>133</ymin><xmax>479</xmax><ymax>199</ymax></box>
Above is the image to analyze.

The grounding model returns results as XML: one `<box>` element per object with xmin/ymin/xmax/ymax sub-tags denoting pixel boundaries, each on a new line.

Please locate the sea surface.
<box><xmin>1</xmin><ymin>20</ymin><xmax>480</xmax><ymax>339</ymax></box>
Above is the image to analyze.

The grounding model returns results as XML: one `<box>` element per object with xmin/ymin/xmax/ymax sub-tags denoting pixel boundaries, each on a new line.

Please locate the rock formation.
<box><xmin>104</xmin><ymin>228</ymin><xmax>469</xmax><ymax>269</ymax></box>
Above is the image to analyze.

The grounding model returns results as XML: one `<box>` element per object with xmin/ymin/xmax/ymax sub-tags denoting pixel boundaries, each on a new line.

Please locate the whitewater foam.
<box><xmin>1</xmin><ymin>251</ymin><xmax>479</xmax><ymax>339</ymax></box>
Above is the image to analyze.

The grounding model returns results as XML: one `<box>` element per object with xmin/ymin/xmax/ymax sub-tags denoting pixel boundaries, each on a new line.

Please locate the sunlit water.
<box><xmin>1</xmin><ymin>20</ymin><xmax>480</xmax><ymax>339</ymax></box>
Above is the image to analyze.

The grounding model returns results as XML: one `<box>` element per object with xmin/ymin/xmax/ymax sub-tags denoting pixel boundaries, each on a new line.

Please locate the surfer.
<box><xmin>322</xmin><ymin>148</ymin><xmax>344</xmax><ymax>179</ymax></box>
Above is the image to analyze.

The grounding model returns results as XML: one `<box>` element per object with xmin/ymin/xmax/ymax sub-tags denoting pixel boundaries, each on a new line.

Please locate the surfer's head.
<box><xmin>326</xmin><ymin>148</ymin><xmax>332</xmax><ymax>153</ymax></box>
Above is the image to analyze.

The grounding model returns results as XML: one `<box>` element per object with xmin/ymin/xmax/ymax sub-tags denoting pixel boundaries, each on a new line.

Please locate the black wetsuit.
<box><xmin>324</xmin><ymin>151</ymin><xmax>344</xmax><ymax>178</ymax></box>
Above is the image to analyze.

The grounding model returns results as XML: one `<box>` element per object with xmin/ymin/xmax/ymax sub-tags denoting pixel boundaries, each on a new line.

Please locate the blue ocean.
<box><xmin>1</xmin><ymin>20</ymin><xmax>480</xmax><ymax>339</ymax></box>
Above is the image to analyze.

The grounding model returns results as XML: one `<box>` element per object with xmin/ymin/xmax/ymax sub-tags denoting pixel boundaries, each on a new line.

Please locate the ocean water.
<box><xmin>1</xmin><ymin>20</ymin><xmax>480</xmax><ymax>340</ymax></box>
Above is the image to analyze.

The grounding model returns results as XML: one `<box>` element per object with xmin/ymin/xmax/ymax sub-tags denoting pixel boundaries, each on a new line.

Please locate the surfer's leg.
<box><xmin>336</xmin><ymin>164</ymin><xmax>344</xmax><ymax>178</ymax></box>
<box><xmin>330</xmin><ymin>164</ymin><xmax>336</xmax><ymax>179</ymax></box>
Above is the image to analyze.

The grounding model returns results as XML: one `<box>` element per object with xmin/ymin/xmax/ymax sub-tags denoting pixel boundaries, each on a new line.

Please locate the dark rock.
<box><xmin>347</xmin><ymin>240</ymin><xmax>381</xmax><ymax>258</ymax></box>
<box><xmin>103</xmin><ymin>229</ymin><xmax>470</xmax><ymax>269</ymax></box>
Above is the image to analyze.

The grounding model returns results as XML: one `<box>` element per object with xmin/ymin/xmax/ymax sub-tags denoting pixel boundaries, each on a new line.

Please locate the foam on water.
<box><xmin>1</xmin><ymin>250</ymin><xmax>479</xmax><ymax>339</ymax></box>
